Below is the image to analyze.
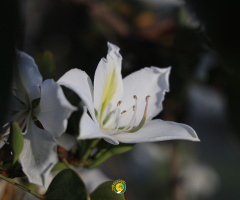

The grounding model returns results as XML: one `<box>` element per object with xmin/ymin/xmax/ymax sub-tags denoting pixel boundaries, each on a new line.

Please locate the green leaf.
<box><xmin>9</xmin><ymin>121</ymin><xmax>23</xmax><ymax>167</ymax></box>
<box><xmin>90</xmin><ymin>181</ymin><xmax>126</xmax><ymax>200</ymax></box>
<box><xmin>45</xmin><ymin>169</ymin><xmax>90</xmax><ymax>200</ymax></box>
<box><xmin>35</xmin><ymin>50</ymin><xmax>55</xmax><ymax>80</ymax></box>
<box><xmin>89</xmin><ymin>143</ymin><xmax>134</xmax><ymax>169</ymax></box>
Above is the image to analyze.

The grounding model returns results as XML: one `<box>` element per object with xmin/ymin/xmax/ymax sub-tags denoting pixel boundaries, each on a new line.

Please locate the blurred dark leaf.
<box><xmin>45</xmin><ymin>169</ymin><xmax>89</xmax><ymax>200</ymax></box>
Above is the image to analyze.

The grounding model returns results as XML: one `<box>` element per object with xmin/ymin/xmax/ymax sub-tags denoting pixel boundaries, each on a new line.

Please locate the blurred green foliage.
<box><xmin>35</xmin><ymin>50</ymin><xmax>56</xmax><ymax>80</ymax></box>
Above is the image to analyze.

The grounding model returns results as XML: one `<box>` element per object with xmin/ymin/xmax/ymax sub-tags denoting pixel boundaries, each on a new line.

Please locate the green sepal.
<box><xmin>92</xmin><ymin>140</ymin><xmax>111</xmax><ymax>160</ymax></box>
<box><xmin>34</xmin><ymin>50</ymin><xmax>55</xmax><ymax>80</ymax></box>
<box><xmin>89</xmin><ymin>143</ymin><xmax>134</xmax><ymax>169</ymax></box>
<box><xmin>90</xmin><ymin>181</ymin><xmax>126</xmax><ymax>200</ymax></box>
<box><xmin>45</xmin><ymin>169</ymin><xmax>90</xmax><ymax>200</ymax></box>
<box><xmin>9</xmin><ymin>121</ymin><xmax>23</xmax><ymax>168</ymax></box>
<box><xmin>109</xmin><ymin>143</ymin><xmax>134</xmax><ymax>154</ymax></box>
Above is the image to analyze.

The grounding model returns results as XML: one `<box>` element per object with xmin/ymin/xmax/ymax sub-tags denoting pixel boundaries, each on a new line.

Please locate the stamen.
<box><xmin>126</xmin><ymin>95</ymin><xmax>150</xmax><ymax>133</ymax></box>
<box><xmin>121</xmin><ymin>110</ymin><xmax>126</xmax><ymax>114</ymax></box>
<box><xmin>105</xmin><ymin>101</ymin><xmax>123</xmax><ymax>132</ymax></box>
<box><xmin>113</xmin><ymin>103</ymin><xmax>122</xmax><ymax>130</ymax></box>
<box><xmin>103</xmin><ymin>95</ymin><xmax>151</xmax><ymax>135</ymax></box>
<box><xmin>124</xmin><ymin>96</ymin><xmax>138</xmax><ymax>130</ymax></box>
<box><xmin>114</xmin><ymin>96</ymin><xmax>138</xmax><ymax>131</ymax></box>
<box><xmin>113</xmin><ymin>95</ymin><xmax>138</xmax><ymax>134</ymax></box>
<box><xmin>114</xmin><ymin>109</ymin><xmax>122</xmax><ymax>131</ymax></box>
<box><xmin>103</xmin><ymin>109</ymin><xmax>118</xmax><ymax>133</ymax></box>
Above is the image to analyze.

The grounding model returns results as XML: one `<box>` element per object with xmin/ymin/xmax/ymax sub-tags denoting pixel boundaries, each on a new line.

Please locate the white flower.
<box><xmin>6</xmin><ymin>51</ymin><xmax>76</xmax><ymax>186</ymax></box>
<box><xmin>58</xmin><ymin>42</ymin><xmax>199</xmax><ymax>145</ymax></box>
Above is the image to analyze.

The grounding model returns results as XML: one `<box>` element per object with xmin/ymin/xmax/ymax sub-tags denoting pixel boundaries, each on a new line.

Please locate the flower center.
<box><xmin>97</xmin><ymin>95</ymin><xmax>150</xmax><ymax>134</ymax></box>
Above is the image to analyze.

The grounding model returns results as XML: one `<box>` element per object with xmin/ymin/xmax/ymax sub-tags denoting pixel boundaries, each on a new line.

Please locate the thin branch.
<box><xmin>0</xmin><ymin>174</ymin><xmax>44</xmax><ymax>200</ymax></box>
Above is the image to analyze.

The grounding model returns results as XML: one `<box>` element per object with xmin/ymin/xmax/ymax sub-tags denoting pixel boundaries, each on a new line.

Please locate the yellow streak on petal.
<box><xmin>99</xmin><ymin>65</ymin><xmax>117</xmax><ymax>123</ymax></box>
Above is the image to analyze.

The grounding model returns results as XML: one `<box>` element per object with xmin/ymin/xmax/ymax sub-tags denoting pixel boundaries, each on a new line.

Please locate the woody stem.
<box><xmin>0</xmin><ymin>174</ymin><xmax>44</xmax><ymax>199</ymax></box>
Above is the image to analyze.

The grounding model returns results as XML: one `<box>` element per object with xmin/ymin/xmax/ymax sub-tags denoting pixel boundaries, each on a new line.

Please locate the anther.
<box><xmin>121</xmin><ymin>110</ymin><xmax>126</xmax><ymax>114</ymax></box>
<box><xmin>133</xmin><ymin>95</ymin><xmax>138</xmax><ymax>100</ymax></box>
<box><xmin>133</xmin><ymin>106</ymin><xmax>135</xmax><ymax>111</ymax></box>
<box><xmin>117</xmin><ymin>101</ymin><xmax>122</xmax><ymax>106</ymax></box>
<box><xmin>146</xmin><ymin>95</ymin><xmax>150</xmax><ymax>101</ymax></box>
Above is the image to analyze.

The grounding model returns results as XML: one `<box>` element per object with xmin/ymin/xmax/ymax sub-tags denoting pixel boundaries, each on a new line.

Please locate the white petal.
<box><xmin>56</xmin><ymin>133</ymin><xmax>77</xmax><ymax>151</ymax></box>
<box><xmin>113</xmin><ymin>119</ymin><xmax>199</xmax><ymax>143</ymax></box>
<box><xmin>10</xmin><ymin>89</ymin><xmax>29</xmax><ymax>109</ymax></box>
<box><xmin>0</xmin><ymin>141</ymin><xmax>4</xmax><ymax>149</ymax></box>
<box><xmin>14</xmin><ymin>51</ymin><xmax>42</xmax><ymax>102</ymax></box>
<box><xmin>19</xmin><ymin>122</ymin><xmax>58</xmax><ymax>186</ymax></box>
<box><xmin>93</xmin><ymin>43</ymin><xmax>124</xmax><ymax>123</ymax></box>
<box><xmin>9</xmin><ymin>92</ymin><xmax>27</xmax><ymax>112</ymax></box>
<box><xmin>119</xmin><ymin>67</ymin><xmax>171</xmax><ymax>127</ymax></box>
<box><xmin>79</xmin><ymin>108</ymin><xmax>119</xmax><ymax>145</ymax></box>
<box><xmin>36</xmin><ymin>79</ymin><xmax>77</xmax><ymax>138</ymax></box>
<box><xmin>58</xmin><ymin>69</ymin><xmax>96</xmax><ymax>122</ymax></box>
<box><xmin>0</xmin><ymin>134</ymin><xmax>8</xmax><ymax>149</ymax></box>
